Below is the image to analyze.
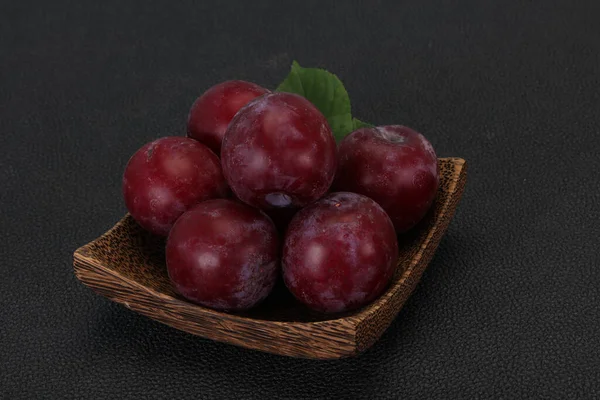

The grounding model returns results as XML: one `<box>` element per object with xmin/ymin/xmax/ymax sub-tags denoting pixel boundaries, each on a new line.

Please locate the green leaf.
<box><xmin>276</xmin><ymin>61</ymin><xmax>354</xmax><ymax>141</ymax></box>
<box><xmin>352</xmin><ymin>118</ymin><xmax>374</xmax><ymax>130</ymax></box>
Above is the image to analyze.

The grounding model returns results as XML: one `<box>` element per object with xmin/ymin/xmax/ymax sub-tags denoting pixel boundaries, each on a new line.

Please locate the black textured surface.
<box><xmin>2</xmin><ymin>0</ymin><xmax>600</xmax><ymax>398</ymax></box>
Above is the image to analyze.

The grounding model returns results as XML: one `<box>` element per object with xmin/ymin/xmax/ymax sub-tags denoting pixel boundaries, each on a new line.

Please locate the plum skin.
<box><xmin>187</xmin><ymin>80</ymin><xmax>269</xmax><ymax>154</ymax></box>
<box><xmin>122</xmin><ymin>137</ymin><xmax>228</xmax><ymax>236</ymax></box>
<box><xmin>166</xmin><ymin>199</ymin><xmax>279</xmax><ymax>311</ymax></box>
<box><xmin>333</xmin><ymin>125</ymin><xmax>439</xmax><ymax>233</ymax></box>
<box><xmin>221</xmin><ymin>92</ymin><xmax>337</xmax><ymax>210</ymax></box>
<box><xmin>282</xmin><ymin>192</ymin><xmax>399</xmax><ymax>313</ymax></box>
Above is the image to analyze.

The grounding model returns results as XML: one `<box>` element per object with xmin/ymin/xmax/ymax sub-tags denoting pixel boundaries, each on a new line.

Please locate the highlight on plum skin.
<box><xmin>333</xmin><ymin>125</ymin><xmax>439</xmax><ymax>233</ymax></box>
<box><xmin>221</xmin><ymin>92</ymin><xmax>337</xmax><ymax>211</ymax></box>
<box><xmin>166</xmin><ymin>199</ymin><xmax>279</xmax><ymax>311</ymax></box>
<box><xmin>187</xmin><ymin>80</ymin><xmax>269</xmax><ymax>155</ymax></box>
<box><xmin>282</xmin><ymin>192</ymin><xmax>399</xmax><ymax>313</ymax></box>
<box><xmin>122</xmin><ymin>136</ymin><xmax>228</xmax><ymax>236</ymax></box>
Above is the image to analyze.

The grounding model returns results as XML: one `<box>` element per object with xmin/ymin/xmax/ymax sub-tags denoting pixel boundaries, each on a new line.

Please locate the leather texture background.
<box><xmin>2</xmin><ymin>0</ymin><xmax>600</xmax><ymax>398</ymax></box>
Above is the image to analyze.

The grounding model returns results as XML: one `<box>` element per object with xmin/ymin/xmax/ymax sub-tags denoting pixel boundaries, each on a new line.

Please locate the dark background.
<box><xmin>2</xmin><ymin>0</ymin><xmax>600</xmax><ymax>398</ymax></box>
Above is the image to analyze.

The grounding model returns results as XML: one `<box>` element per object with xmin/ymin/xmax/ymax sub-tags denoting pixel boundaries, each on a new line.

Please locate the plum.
<box><xmin>282</xmin><ymin>192</ymin><xmax>398</xmax><ymax>313</ymax></box>
<box><xmin>333</xmin><ymin>125</ymin><xmax>439</xmax><ymax>233</ymax></box>
<box><xmin>221</xmin><ymin>92</ymin><xmax>337</xmax><ymax>210</ymax></box>
<box><xmin>166</xmin><ymin>199</ymin><xmax>279</xmax><ymax>311</ymax></box>
<box><xmin>122</xmin><ymin>137</ymin><xmax>228</xmax><ymax>236</ymax></box>
<box><xmin>187</xmin><ymin>80</ymin><xmax>269</xmax><ymax>154</ymax></box>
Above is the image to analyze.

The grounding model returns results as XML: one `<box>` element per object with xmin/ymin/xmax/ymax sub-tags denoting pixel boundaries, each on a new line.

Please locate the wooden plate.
<box><xmin>73</xmin><ymin>157</ymin><xmax>467</xmax><ymax>359</ymax></box>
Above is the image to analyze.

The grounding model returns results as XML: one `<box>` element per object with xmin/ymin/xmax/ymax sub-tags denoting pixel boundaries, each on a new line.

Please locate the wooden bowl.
<box><xmin>73</xmin><ymin>157</ymin><xmax>467</xmax><ymax>359</ymax></box>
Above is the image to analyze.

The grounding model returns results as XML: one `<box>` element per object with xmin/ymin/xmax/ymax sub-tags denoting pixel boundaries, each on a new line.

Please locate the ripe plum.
<box><xmin>334</xmin><ymin>125</ymin><xmax>439</xmax><ymax>233</ymax></box>
<box><xmin>282</xmin><ymin>192</ymin><xmax>398</xmax><ymax>313</ymax></box>
<box><xmin>122</xmin><ymin>137</ymin><xmax>228</xmax><ymax>236</ymax></box>
<box><xmin>221</xmin><ymin>92</ymin><xmax>337</xmax><ymax>210</ymax></box>
<box><xmin>166</xmin><ymin>199</ymin><xmax>279</xmax><ymax>311</ymax></box>
<box><xmin>187</xmin><ymin>80</ymin><xmax>269</xmax><ymax>154</ymax></box>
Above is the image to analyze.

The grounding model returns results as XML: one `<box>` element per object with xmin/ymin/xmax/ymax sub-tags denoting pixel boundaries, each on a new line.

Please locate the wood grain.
<box><xmin>73</xmin><ymin>157</ymin><xmax>467</xmax><ymax>359</ymax></box>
